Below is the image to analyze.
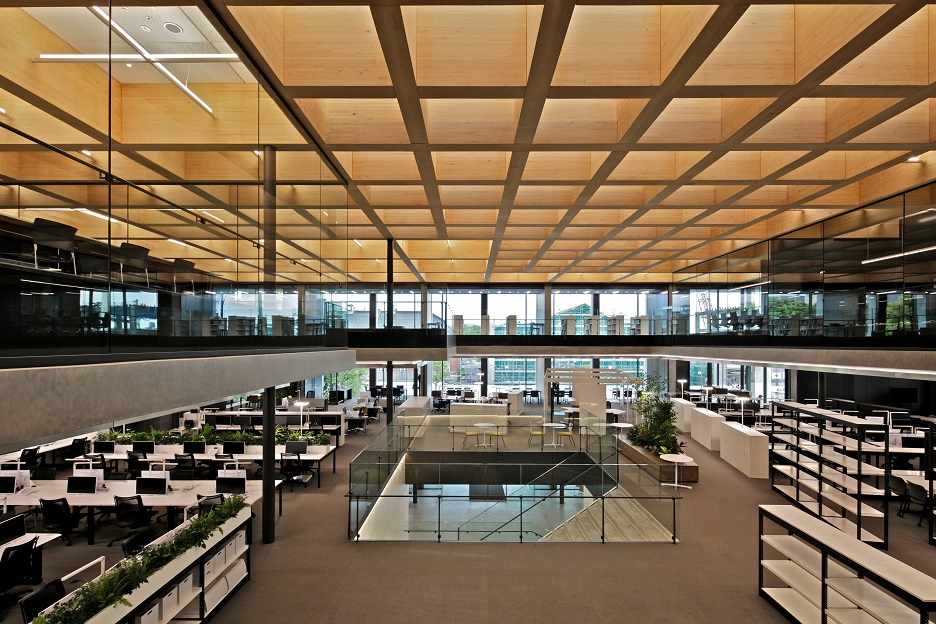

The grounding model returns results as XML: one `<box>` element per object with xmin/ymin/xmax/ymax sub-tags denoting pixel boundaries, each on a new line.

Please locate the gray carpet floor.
<box><xmin>8</xmin><ymin>421</ymin><xmax>936</xmax><ymax>624</ymax></box>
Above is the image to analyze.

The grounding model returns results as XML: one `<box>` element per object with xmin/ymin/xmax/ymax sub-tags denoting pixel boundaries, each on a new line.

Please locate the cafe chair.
<box><xmin>527</xmin><ymin>423</ymin><xmax>544</xmax><ymax>446</ymax></box>
<box><xmin>0</xmin><ymin>536</ymin><xmax>38</xmax><ymax>606</ymax></box>
<box><xmin>278</xmin><ymin>453</ymin><xmax>305</xmax><ymax>492</ymax></box>
<box><xmin>39</xmin><ymin>498</ymin><xmax>83</xmax><ymax>546</ymax></box>
<box><xmin>462</xmin><ymin>429</ymin><xmax>479</xmax><ymax>448</ymax></box>
<box><xmin>121</xmin><ymin>527</ymin><xmax>156</xmax><ymax>558</ymax></box>
<box><xmin>489</xmin><ymin>429</ymin><xmax>507</xmax><ymax>449</ymax></box>
<box><xmin>107</xmin><ymin>495</ymin><xmax>157</xmax><ymax>548</ymax></box>
<box><xmin>557</xmin><ymin>426</ymin><xmax>577</xmax><ymax>447</ymax></box>
<box><xmin>18</xmin><ymin>578</ymin><xmax>66</xmax><ymax>624</ymax></box>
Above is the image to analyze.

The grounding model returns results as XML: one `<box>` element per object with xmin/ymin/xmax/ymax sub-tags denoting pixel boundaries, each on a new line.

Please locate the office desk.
<box><xmin>211</xmin><ymin>446</ymin><xmax>337</xmax><ymax>487</ymax></box>
<box><xmin>0</xmin><ymin>533</ymin><xmax>60</xmax><ymax>583</ymax></box>
<box><xmin>0</xmin><ymin>437</ymin><xmax>77</xmax><ymax>464</ymax></box>
<box><xmin>4</xmin><ymin>481</ymin><xmax>269</xmax><ymax>544</ymax></box>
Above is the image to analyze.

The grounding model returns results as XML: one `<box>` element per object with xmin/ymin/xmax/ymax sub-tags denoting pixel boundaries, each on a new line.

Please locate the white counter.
<box><xmin>719</xmin><ymin>421</ymin><xmax>768</xmax><ymax>478</ymax></box>
<box><xmin>671</xmin><ymin>398</ymin><xmax>694</xmax><ymax>433</ymax></box>
<box><xmin>690</xmin><ymin>406</ymin><xmax>724</xmax><ymax>451</ymax></box>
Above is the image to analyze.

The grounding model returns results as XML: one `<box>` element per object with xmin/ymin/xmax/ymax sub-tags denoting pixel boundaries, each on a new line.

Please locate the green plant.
<box><xmin>626</xmin><ymin>372</ymin><xmax>684</xmax><ymax>456</ymax></box>
<box><xmin>32</xmin><ymin>495</ymin><xmax>249</xmax><ymax>624</ymax></box>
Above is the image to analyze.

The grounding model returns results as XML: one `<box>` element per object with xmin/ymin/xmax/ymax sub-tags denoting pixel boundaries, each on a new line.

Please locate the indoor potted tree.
<box><xmin>627</xmin><ymin>372</ymin><xmax>683</xmax><ymax>456</ymax></box>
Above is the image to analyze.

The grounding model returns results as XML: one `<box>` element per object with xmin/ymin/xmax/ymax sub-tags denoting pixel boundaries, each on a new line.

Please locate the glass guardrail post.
<box><xmin>600</xmin><ymin>496</ymin><xmax>605</xmax><ymax>543</ymax></box>
<box><xmin>519</xmin><ymin>495</ymin><xmax>523</xmax><ymax>542</ymax></box>
<box><xmin>672</xmin><ymin>496</ymin><xmax>677</xmax><ymax>545</ymax></box>
<box><xmin>437</xmin><ymin>495</ymin><xmax>442</xmax><ymax>543</ymax></box>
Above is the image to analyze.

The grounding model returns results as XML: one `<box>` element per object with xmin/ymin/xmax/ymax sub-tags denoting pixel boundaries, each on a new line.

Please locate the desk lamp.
<box><xmin>702</xmin><ymin>386</ymin><xmax>713</xmax><ymax>411</ymax></box>
<box><xmin>295</xmin><ymin>401</ymin><xmax>309</xmax><ymax>432</ymax></box>
<box><xmin>677</xmin><ymin>379</ymin><xmax>687</xmax><ymax>399</ymax></box>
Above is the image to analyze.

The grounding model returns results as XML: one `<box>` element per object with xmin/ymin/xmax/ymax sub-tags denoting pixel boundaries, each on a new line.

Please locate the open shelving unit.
<box><xmin>48</xmin><ymin>509</ymin><xmax>252</xmax><ymax>624</ymax></box>
<box><xmin>770</xmin><ymin>401</ymin><xmax>889</xmax><ymax>548</ymax></box>
<box><xmin>760</xmin><ymin>504</ymin><xmax>936</xmax><ymax>624</ymax></box>
<box><xmin>910</xmin><ymin>417</ymin><xmax>936</xmax><ymax>547</ymax></box>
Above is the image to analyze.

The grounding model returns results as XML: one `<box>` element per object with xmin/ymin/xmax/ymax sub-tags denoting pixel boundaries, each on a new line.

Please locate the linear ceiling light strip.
<box><xmin>89</xmin><ymin>6</ymin><xmax>214</xmax><ymax>116</ymax></box>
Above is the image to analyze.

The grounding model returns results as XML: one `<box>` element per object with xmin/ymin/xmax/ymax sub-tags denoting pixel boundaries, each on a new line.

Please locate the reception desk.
<box><xmin>718</xmin><ymin>421</ymin><xmax>768</xmax><ymax>478</ymax></box>
<box><xmin>690</xmin><ymin>406</ymin><xmax>724</xmax><ymax>451</ymax></box>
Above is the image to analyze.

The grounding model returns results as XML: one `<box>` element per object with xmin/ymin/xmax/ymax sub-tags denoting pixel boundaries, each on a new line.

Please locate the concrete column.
<box><xmin>544</xmin><ymin>285</ymin><xmax>552</xmax><ymax>335</ymax></box>
<box><xmin>262</xmin><ymin>385</ymin><xmax>275</xmax><ymax>543</ymax></box>
<box><xmin>262</xmin><ymin>146</ymin><xmax>277</xmax><ymax>291</ymax></box>
<box><xmin>386</xmin><ymin>239</ymin><xmax>394</xmax><ymax>328</ymax></box>
<box><xmin>420</xmin><ymin>283</ymin><xmax>428</xmax><ymax>328</ymax></box>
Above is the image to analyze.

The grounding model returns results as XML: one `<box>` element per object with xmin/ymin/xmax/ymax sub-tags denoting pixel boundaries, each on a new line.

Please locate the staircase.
<box><xmin>541</xmin><ymin>486</ymin><xmax>674</xmax><ymax>543</ymax></box>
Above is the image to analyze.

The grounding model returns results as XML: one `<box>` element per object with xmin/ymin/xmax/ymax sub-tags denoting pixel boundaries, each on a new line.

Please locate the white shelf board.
<box><xmin>762</xmin><ymin>535</ymin><xmax>856</xmax><ymax>580</ymax></box>
<box><xmin>762</xmin><ymin>560</ymin><xmax>854</xmax><ymax>609</ymax></box>
<box><xmin>762</xmin><ymin>587</ymin><xmax>821</xmax><ymax>624</ymax></box>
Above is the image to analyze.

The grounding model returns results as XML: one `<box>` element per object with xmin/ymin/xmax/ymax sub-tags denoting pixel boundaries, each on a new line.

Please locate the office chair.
<box><xmin>107</xmin><ymin>495</ymin><xmax>157</xmax><ymax>547</ymax></box>
<box><xmin>170</xmin><ymin>468</ymin><xmax>195</xmax><ymax>481</ymax></box>
<box><xmin>16</xmin><ymin>447</ymin><xmax>41</xmax><ymax>473</ymax></box>
<box><xmin>172</xmin><ymin>453</ymin><xmax>204</xmax><ymax>479</ymax></box>
<box><xmin>39</xmin><ymin>498</ymin><xmax>82</xmax><ymax>546</ymax></box>
<box><xmin>121</xmin><ymin>527</ymin><xmax>156</xmax><ymax>558</ymax></box>
<box><xmin>196</xmin><ymin>494</ymin><xmax>225</xmax><ymax>516</ymax></box>
<box><xmin>0</xmin><ymin>536</ymin><xmax>38</xmax><ymax>606</ymax></box>
<box><xmin>125</xmin><ymin>451</ymin><xmax>148</xmax><ymax>480</ymax></box>
<box><xmin>906</xmin><ymin>483</ymin><xmax>932</xmax><ymax>527</ymax></box>
<box><xmin>278</xmin><ymin>453</ymin><xmax>305</xmax><ymax>492</ymax></box>
<box><xmin>58</xmin><ymin>438</ymin><xmax>87</xmax><ymax>468</ymax></box>
<box><xmin>84</xmin><ymin>453</ymin><xmax>116</xmax><ymax>480</ymax></box>
<box><xmin>889</xmin><ymin>475</ymin><xmax>909</xmax><ymax>516</ymax></box>
<box><xmin>18</xmin><ymin>578</ymin><xmax>66</xmax><ymax>624</ymax></box>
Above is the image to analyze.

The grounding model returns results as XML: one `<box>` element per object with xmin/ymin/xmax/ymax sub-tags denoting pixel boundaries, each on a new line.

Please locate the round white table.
<box><xmin>660</xmin><ymin>453</ymin><xmax>693</xmax><ymax>489</ymax></box>
<box><xmin>543</xmin><ymin>423</ymin><xmax>565</xmax><ymax>447</ymax></box>
<box><xmin>474</xmin><ymin>422</ymin><xmax>496</xmax><ymax>448</ymax></box>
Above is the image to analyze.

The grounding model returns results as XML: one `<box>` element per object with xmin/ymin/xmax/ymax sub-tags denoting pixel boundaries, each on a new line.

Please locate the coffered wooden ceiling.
<box><xmin>3</xmin><ymin>0</ymin><xmax>936</xmax><ymax>285</ymax></box>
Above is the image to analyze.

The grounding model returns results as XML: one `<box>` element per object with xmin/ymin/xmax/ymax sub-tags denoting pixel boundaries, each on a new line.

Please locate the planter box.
<box><xmin>78</xmin><ymin>507</ymin><xmax>252</xmax><ymax>624</ymax></box>
<box><xmin>616</xmin><ymin>437</ymin><xmax>699</xmax><ymax>483</ymax></box>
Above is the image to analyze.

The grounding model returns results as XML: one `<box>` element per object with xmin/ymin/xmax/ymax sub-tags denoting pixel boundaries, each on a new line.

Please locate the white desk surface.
<box><xmin>0</xmin><ymin>437</ymin><xmax>76</xmax><ymax>463</ymax></box>
<box><xmin>4</xmin><ymin>480</ymin><xmax>264</xmax><ymax>509</ymax></box>
<box><xmin>0</xmin><ymin>533</ymin><xmax>60</xmax><ymax>556</ymax></box>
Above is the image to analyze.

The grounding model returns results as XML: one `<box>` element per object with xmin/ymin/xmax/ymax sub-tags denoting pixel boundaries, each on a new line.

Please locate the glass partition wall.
<box><xmin>0</xmin><ymin>4</ymin><xmax>349</xmax><ymax>355</ymax></box>
<box><xmin>675</xmin><ymin>180</ymin><xmax>936</xmax><ymax>345</ymax></box>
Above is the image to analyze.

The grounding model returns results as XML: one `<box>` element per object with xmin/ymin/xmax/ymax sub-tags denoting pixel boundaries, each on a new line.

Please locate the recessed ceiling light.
<box><xmin>908</xmin><ymin>156</ymin><xmax>923</xmax><ymax>162</ymax></box>
<box><xmin>163</xmin><ymin>22</ymin><xmax>183</xmax><ymax>34</ymax></box>
<box><xmin>126</xmin><ymin>63</ymin><xmax>132</xmax><ymax>68</ymax></box>
<box><xmin>167</xmin><ymin>239</ymin><xmax>187</xmax><ymax>247</ymax></box>
<box><xmin>140</xmin><ymin>25</ymin><xmax>151</xmax><ymax>32</ymax></box>
<box><xmin>81</xmin><ymin>150</ymin><xmax>93</xmax><ymax>157</ymax></box>
<box><xmin>224</xmin><ymin>258</ymin><xmax>233</xmax><ymax>262</ymax></box>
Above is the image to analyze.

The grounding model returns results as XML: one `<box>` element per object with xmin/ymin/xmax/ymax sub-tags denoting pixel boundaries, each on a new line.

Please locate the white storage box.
<box><xmin>233</xmin><ymin>530</ymin><xmax>246</xmax><ymax>555</ymax></box>
<box><xmin>203</xmin><ymin>576</ymin><xmax>229</xmax><ymax>614</ymax></box>
<box><xmin>160</xmin><ymin>584</ymin><xmax>179</xmax><ymax>619</ymax></box>
<box><xmin>136</xmin><ymin>602</ymin><xmax>159</xmax><ymax>624</ymax></box>
<box><xmin>178</xmin><ymin>571</ymin><xmax>195</xmax><ymax>599</ymax></box>
<box><xmin>224</xmin><ymin>538</ymin><xmax>237</xmax><ymax>564</ymax></box>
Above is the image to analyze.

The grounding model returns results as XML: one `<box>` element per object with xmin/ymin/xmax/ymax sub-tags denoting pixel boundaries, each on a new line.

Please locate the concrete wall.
<box><xmin>1</xmin><ymin>349</ymin><xmax>356</xmax><ymax>453</ymax></box>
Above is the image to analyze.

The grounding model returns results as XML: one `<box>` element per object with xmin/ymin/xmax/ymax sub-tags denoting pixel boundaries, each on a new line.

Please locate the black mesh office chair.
<box><xmin>30</xmin><ymin>464</ymin><xmax>57</xmax><ymax>481</ymax></box>
<box><xmin>196</xmin><ymin>494</ymin><xmax>224</xmax><ymax>515</ymax></box>
<box><xmin>107</xmin><ymin>495</ymin><xmax>157</xmax><ymax>547</ymax></box>
<box><xmin>172</xmin><ymin>453</ymin><xmax>203</xmax><ymax>480</ymax></box>
<box><xmin>121</xmin><ymin>527</ymin><xmax>156</xmax><ymax>558</ymax></box>
<box><xmin>18</xmin><ymin>578</ymin><xmax>66</xmax><ymax>624</ymax></box>
<box><xmin>278</xmin><ymin>453</ymin><xmax>305</xmax><ymax>492</ymax></box>
<box><xmin>125</xmin><ymin>451</ymin><xmax>148</xmax><ymax>480</ymax></box>
<box><xmin>39</xmin><ymin>498</ymin><xmax>82</xmax><ymax>546</ymax></box>
<box><xmin>0</xmin><ymin>536</ymin><xmax>38</xmax><ymax>605</ymax></box>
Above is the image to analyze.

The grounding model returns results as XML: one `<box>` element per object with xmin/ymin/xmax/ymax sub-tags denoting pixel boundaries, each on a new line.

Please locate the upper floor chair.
<box><xmin>32</xmin><ymin>218</ymin><xmax>77</xmax><ymax>274</ymax></box>
<box><xmin>39</xmin><ymin>498</ymin><xmax>83</xmax><ymax>546</ymax></box>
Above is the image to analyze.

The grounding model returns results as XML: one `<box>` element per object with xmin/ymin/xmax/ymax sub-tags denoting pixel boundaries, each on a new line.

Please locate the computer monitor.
<box><xmin>284</xmin><ymin>441</ymin><xmax>308</xmax><ymax>455</ymax></box>
<box><xmin>0</xmin><ymin>513</ymin><xmax>26</xmax><ymax>546</ymax></box>
<box><xmin>183</xmin><ymin>441</ymin><xmax>206</xmax><ymax>454</ymax></box>
<box><xmin>215</xmin><ymin>415</ymin><xmax>232</xmax><ymax>427</ymax></box>
<box><xmin>497</xmin><ymin>392</ymin><xmax>508</xmax><ymax>400</ymax></box>
<box><xmin>223</xmin><ymin>441</ymin><xmax>245</xmax><ymax>455</ymax></box>
<box><xmin>251</xmin><ymin>416</ymin><xmax>264</xmax><ymax>428</ymax></box>
<box><xmin>66</xmin><ymin>475</ymin><xmax>98</xmax><ymax>494</ymax></box>
<box><xmin>0</xmin><ymin>476</ymin><xmax>17</xmax><ymax>495</ymax></box>
<box><xmin>132</xmin><ymin>441</ymin><xmax>155</xmax><ymax>455</ymax></box>
<box><xmin>431</xmin><ymin>390</ymin><xmax>442</xmax><ymax>398</ymax></box>
<box><xmin>216</xmin><ymin>476</ymin><xmax>247</xmax><ymax>494</ymax></box>
<box><xmin>136</xmin><ymin>477</ymin><xmax>169</xmax><ymax>495</ymax></box>
<box><xmin>92</xmin><ymin>441</ymin><xmax>115</xmax><ymax>453</ymax></box>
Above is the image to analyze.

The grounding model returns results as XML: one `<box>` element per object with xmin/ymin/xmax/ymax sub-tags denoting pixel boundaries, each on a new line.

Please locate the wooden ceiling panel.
<box><xmin>281</xmin><ymin>7</ymin><xmax>391</xmax><ymax>87</ymax></box>
<box><xmin>522</xmin><ymin>151</ymin><xmax>607</xmax><ymax>181</ymax></box>
<box><xmin>333</xmin><ymin>151</ymin><xmax>420</xmax><ymax>181</ymax></box>
<box><xmin>8</xmin><ymin>2</ymin><xmax>936</xmax><ymax>285</ymax></box>
<box><xmin>423</xmin><ymin>99</ymin><xmax>521</xmax><ymax>144</ymax></box>
<box><xmin>824</xmin><ymin>8</ymin><xmax>929</xmax><ymax>86</ymax></box>
<box><xmin>534</xmin><ymin>99</ymin><xmax>623</xmax><ymax>144</ymax></box>
<box><xmin>554</xmin><ymin>6</ymin><xmax>661</xmax><ymax>87</ymax></box>
<box><xmin>411</xmin><ymin>6</ymin><xmax>532</xmax><ymax>87</ymax></box>
<box><xmin>689</xmin><ymin>5</ymin><xmax>794</xmax><ymax>86</ymax></box>
<box><xmin>433</xmin><ymin>152</ymin><xmax>508</xmax><ymax>181</ymax></box>
<box><xmin>438</xmin><ymin>185</ymin><xmax>504</xmax><ymax>206</ymax></box>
